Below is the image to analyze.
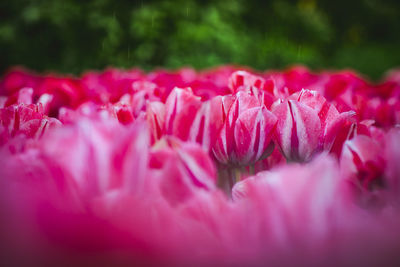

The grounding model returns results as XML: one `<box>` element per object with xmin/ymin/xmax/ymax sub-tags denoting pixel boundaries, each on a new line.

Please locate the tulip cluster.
<box><xmin>1</xmin><ymin>65</ymin><xmax>400</xmax><ymax>266</ymax></box>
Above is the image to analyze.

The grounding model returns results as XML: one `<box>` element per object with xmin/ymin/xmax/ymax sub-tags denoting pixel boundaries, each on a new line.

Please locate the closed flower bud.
<box><xmin>273</xmin><ymin>89</ymin><xmax>355</xmax><ymax>162</ymax></box>
<box><xmin>213</xmin><ymin>91</ymin><xmax>277</xmax><ymax>166</ymax></box>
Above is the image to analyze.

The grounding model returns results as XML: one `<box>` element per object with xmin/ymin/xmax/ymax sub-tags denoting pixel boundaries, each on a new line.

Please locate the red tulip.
<box><xmin>37</xmin><ymin>76</ymin><xmax>86</xmax><ymax>116</ymax></box>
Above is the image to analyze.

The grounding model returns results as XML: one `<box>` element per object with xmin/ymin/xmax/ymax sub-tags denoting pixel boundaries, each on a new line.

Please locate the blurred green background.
<box><xmin>1</xmin><ymin>0</ymin><xmax>399</xmax><ymax>80</ymax></box>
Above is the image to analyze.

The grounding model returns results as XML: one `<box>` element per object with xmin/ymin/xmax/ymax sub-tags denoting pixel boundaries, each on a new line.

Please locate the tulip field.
<box><xmin>1</xmin><ymin>65</ymin><xmax>400</xmax><ymax>266</ymax></box>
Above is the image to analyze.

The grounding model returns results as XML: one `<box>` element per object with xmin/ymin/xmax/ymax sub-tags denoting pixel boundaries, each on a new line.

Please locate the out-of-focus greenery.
<box><xmin>0</xmin><ymin>0</ymin><xmax>399</xmax><ymax>79</ymax></box>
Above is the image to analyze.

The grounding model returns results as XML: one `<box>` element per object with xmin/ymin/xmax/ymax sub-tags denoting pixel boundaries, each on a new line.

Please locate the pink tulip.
<box><xmin>38</xmin><ymin>119</ymin><xmax>150</xmax><ymax>198</ymax></box>
<box><xmin>150</xmin><ymin>137</ymin><xmax>217</xmax><ymax>205</ymax></box>
<box><xmin>164</xmin><ymin>87</ymin><xmax>228</xmax><ymax>151</ymax></box>
<box><xmin>0</xmin><ymin>120</ymin><xmax>177</xmax><ymax>266</ymax></box>
<box><xmin>229</xmin><ymin>70</ymin><xmax>273</xmax><ymax>93</ymax></box>
<box><xmin>164</xmin><ymin>87</ymin><xmax>202</xmax><ymax>141</ymax></box>
<box><xmin>0</xmin><ymin>102</ymin><xmax>61</xmax><ymax>146</ymax></box>
<box><xmin>329</xmin><ymin>119</ymin><xmax>376</xmax><ymax>158</ymax></box>
<box><xmin>229</xmin><ymin>70</ymin><xmax>276</xmax><ymax>108</ymax></box>
<box><xmin>187</xmin><ymin>95</ymin><xmax>226</xmax><ymax>151</ymax></box>
<box><xmin>323</xmin><ymin>71</ymin><xmax>367</xmax><ymax>102</ymax></box>
<box><xmin>213</xmin><ymin>90</ymin><xmax>277</xmax><ymax>166</ymax></box>
<box><xmin>148</xmin><ymin>68</ymin><xmax>197</xmax><ymax>101</ymax></box>
<box><xmin>129</xmin><ymin>81</ymin><xmax>161</xmax><ymax>116</ymax></box>
<box><xmin>340</xmin><ymin>135</ymin><xmax>386</xmax><ymax>208</ymax></box>
<box><xmin>230</xmin><ymin>155</ymin><xmax>375</xmax><ymax>265</ymax></box>
<box><xmin>36</xmin><ymin>76</ymin><xmax>86</xmax><ymax>117</ymax></box>
<box><xmin>273</xmin><ymin>89</ymin><xmax>355</xmax><ymax>162</ymax></box>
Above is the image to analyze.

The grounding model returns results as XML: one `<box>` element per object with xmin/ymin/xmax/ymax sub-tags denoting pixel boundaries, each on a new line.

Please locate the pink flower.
<box><xmin>264</xmin><ymin>66</ymin><xmax>323</xmax><ymax>97</ymax></box>
<box><xmin>0</xmin><ymin>100</ymin><xmax>61</xmax><ymax>146</ymax></box>
<box><xmin>150</xmin><ymin>137</ymin><xmax>217</xmax><ymax>205</ymax></box>
<box><xmin>229</xmin><ymin>70</ymin><xmax>273</xmax><ymax>93</ymax></box>
<box><xmin>129</xmin><ymin>81</ymin><xmax>161</xmax><ymax>116</ymax></box>
<box><xmin>38</xmin><ymin>119</ymin><xmax>150</xmax><ymax>198</ymax></box>
<box><xmin>233</xmin><ymin>155</ymin><xmax>352</xmax><ymax>238</ymax></box>
<box><xmin>165</xmin><ymin>87</ymin><xmax>202</xmax><ymax>141</ymax></box>
<box><xmin>186</xmin><ymin>95</ymin><xmax>226</xmax><ymax>151</ymax></box>
<box><xmin>148</xmin><ymin>68</ymin><xmax>197</xmax><ymax>101</ymax></box>
<box><xmin>323</xmin><ymin>71</ymin><xmax>367</xmax><ymax>103</ymax></box>
<box><xmin>0</xmin><ymin>119</ymin><xmax>175</xmax><ymax>265</ymax></box>
<box><xmin>229</xmin><ymin>70</ymin><xmax>276</xmax><ymax>108</ymax></box>
<box><xmin>213</xmin><ymin>90</ymin><xmax>277</xmax><ymax>165</ymax></box>
<box><xmin>164</xmin><ymin>87</ymin><xmax>226</xmax><ymax>151</ymax></box>
<box><xmin>36</xmin><ymin>76</ymin><xmax>86</xmax><ymax>116</ymax></box>
<box><xmin>330</xmin><ymin>119</ymin><xmax>376</xmax><ymax>158</ymax></box>
<box><xmin>229</xmin><ymin>155</ymin><xmax>394</xmax><ymax>265</ymax></box>
<box><xmin>340</xmin><ymin>135</ymin><xmax>386</xmax><ymax>208</ymax></box>
<box><xmin>273</xmin><ymin>89</ymin><xmax>355</xmax><ymax>162</ymax></box>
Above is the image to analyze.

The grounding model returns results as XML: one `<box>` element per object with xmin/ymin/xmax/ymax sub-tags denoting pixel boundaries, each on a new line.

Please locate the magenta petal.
<box><xmin>188</xmin><ymin>96</ymin><xmax>224</xmax><ymax>151</ymax></box>
<box><xmin>164</xmin><ymin>87</ymin><xmax>202</xmax><ymax>141</ymax></box>
<box><xmin>151</xmin><ymin>138</ymin><xmax>216</xmax><ymax>205</ymax></box>
<box><xmin>213</xmin><ymin>90</ymin><xmax>276</xmax><ymax>165</ymax></box>
<box><xmin>234</xmin><ymin>107</ymin><xmax>277</xmax><ymax>165</ymax></box>
<box><xmin>323</xmin><ymin>110</ymin><xmax>356</xmax><ymax>151</ymax></box>
<box><xmin>146</xmin><ymin>101</ymin><xmax>165</xmax><ymax>144</ymax></box>
<box><xmin>273</xmin><ymin>100</ymin><xmax>321</xmax><ymax>162</ymax></box>
<box><xmin>233</xmin><ymin>155</ymin><xmax>352</xmax><ymax>241</ymax></box>
<box><xmin>385</xmin><ymin>129</ymin><xmax>400</xmax><ymax>205</ymax></box>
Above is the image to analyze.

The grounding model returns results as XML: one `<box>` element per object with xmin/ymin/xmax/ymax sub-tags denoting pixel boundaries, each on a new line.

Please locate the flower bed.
<box><xmin>1</xmin><ymin>65</ymin><xmax>400</xmax><ymax>266</ymax></box>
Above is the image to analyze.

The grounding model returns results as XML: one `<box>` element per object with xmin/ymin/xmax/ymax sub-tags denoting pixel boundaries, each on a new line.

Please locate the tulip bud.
<box><xmin>188</xmin><ymin>95</ymin><xmax>226</xmax><ymax>151</ymax></box>
<box><xmin>164</xmin><ymin>87</ymin><xmax>202</xmax><ymax>141</ymax></box>
<box><xmin>273</xmin><ymin>89</ymin><xmax>354</xmax><ymax>162</ymax></box>
<box><xmin>213</xmin><ymin>91</ymin><xmax>277</xmax><ymax>166</ymax></box>
<box><xmin>150</xmin><ymin>137</ymin><xmax>216</xmax><ymax>205</ymax></box>
<box><xmin>273</xmin><ymin>99</ymin><xmax>321</xmax><ymax>162</ymax></box>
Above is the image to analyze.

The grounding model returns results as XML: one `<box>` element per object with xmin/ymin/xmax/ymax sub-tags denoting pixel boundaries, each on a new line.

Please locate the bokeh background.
<box><xmin>1</xmin><ymin>0</ymin><xmax>399</xmax><ymax>80</ymax></box>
